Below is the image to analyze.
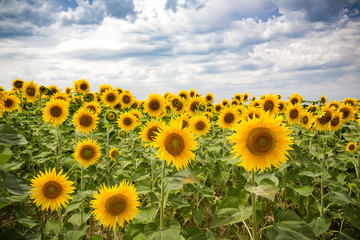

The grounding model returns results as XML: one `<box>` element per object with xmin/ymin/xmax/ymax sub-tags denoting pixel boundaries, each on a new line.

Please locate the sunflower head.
<box><xmin>260</xmin><ymin>93</ymin><xmax>279</xmax><ymax>115</ymax></box>
<box><xmin>109</xmin><ymin>148</ymin><xmax>121</xmax><ymax>161</ymax></box>
<box><xmin>118</xmin><ymin>112</ymin><xmax>139</xmax><ymax>131</ymax></box>
<box><xmin>218</xmin><ymin>107</ymin><xmax>240</xmax><ymax>129</ymax></box>
<box><xmin>234</xmin><ymin>93</ymin><xmax>242</xmax><ymax>101</ymax></box>
<box><xmin>73</xmin><ymin>107</ymin><xmax>99</xmax><ymax>134</ymax></box>
<box><xmin>320</xmin><ymin>95</ymin><xmax>327</xmax><ymax>105</ymax></box>
<box><xmin>328</xmin><ymin>111</ymin><xmax>343</xmax><ymax>131</ymax></box>
<box><xmin>229</xmin><ymin>113</ymin><xmax>293</xmax><ymax>172</ymax></box>
<box><xmin>120</xmin><ymin>91</ymin><xmax>134</xmax><ymax>108</ymax></box>
<box><xmin>170</xmin><ymin>96</ymin><xmax>185</xmax><ymax>114</ymax></box>
<box><xmin>74</xmin><ymin>79</ymin><xmax>90</xmax><ymax>94</ymax></box>
<box><xmin>22</xmin><ymin>80</ymin><xmax>39</xmax><ymax>102</ymax></box>
<box><xmin>346</xmin><ymin>142</ymin><xmax>357</xmax><ymax>153</ymax></box>
<box><xmin>98</xmin><ymin>84</ymin><xmax>113</xmax><ymax>95</ymax></box>
<box><xmin>12</xmin><ymin>79</ymin><xmax>24</xmax><ymax>90</ymax></box>
<box><xmin>43</xmin><ymin>99</ymin><xmax>69</xmax><ymax>125</ymax></box>
<box><xmin>205</xmin><ymin>93</ymin><xmax>214</xmax><ymax>103</ymax></box>
<box><xmin>243</xmin><ymin>93</ymin><xmax>250</xmax><ymax>102</ymax></box>
<box><xmin>83</xmin><ymin>101</ymin><xmax>102</xmax><ymax>115</ymax></box>
<box><xmin>140</xmin><ymin>119</ymin><xmax>165</xmax><ymax>145</ymax></box>
<box><xmin>342</xmin><ymin>98</ymin><xmax>357</xmax><ymax>108</ymax></box>
<box><xmin>286</xmin><ymin>104</ymin><xmax>303</xmax><ymax>124</ymax></box>
<box><xmin>178</xmin><ymin>90</ymin><xmax>189</xmax><ymax>100</ymax></box>
<box><xmin>339</xmin><ymin>104</ymin><xmax>354</xmax><ymax>122</ymax></box>
<box><xmin>144</xmin><ymin>93</ymin><xmax>165</xmax><ymax>117</ymax></box>
<box><xmin>3</xmin><ymin>95</ymin><xmax>20</xmax><ymax>112</ymax></box>
<box><xmin>29</xmin><ymin>168</ymin><xmax>75</xmax><ymax>211</ymax></box>
<box><xmin>289</xmin><ymin>93</ymin><xmax>303</xmax><ymax>105</ymax></box>
<box><xmin>91</xmin><ymin>181</ymin><xmax>140</xmax><ymax>230</ymax></box>
<box><xmin>300</xmin><ymin>112</ymin><xmax>313</xmax><ymax>129</ymax></box>
<box><xmin>74</xmin><ymin>138</ymin><xmax>101</xmax><ymax>167</ymax></box>
<box><xmin>214</xmin><ymin>103</ymin><xmax>223</xmax><ymax>113</ymax></box>
<box><xmin>119</xmin><ymin>130</ymin><xmax>127</xmax><ymax>138</ymax></box>
<box><xmin>102</xmin><ymin>89</ymin><xmax>119</xmax><ymax>107</ymax></box>
<box><xmin>190</xmin><ymin>115</ymin><xmax>210</xmax><ymax>136</ymax></box>
<box><xmin>105</xmin><ymin>110</ymin><xmax>118</xmax><ymax>122</ymax></box>
<box><xmin>187</xmin><ymin>97</ymin><xmax>203</xmax><ymax>116</ymax></box>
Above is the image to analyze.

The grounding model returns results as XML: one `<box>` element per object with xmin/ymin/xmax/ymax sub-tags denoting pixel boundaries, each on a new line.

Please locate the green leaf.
<box><xmin>0</xmin><ymin>161</ymin><xmax>23</xmax><ymax>172</ymax></box>
<box><xmin>183</xmin><ymin>227</ymin><xmax>218</xmax><ymax>240</ymax></box>
<box><xmin>133</xmin><ymin>207</ymin><xmax>157</xmax><ymax>223</ymax></box>
<box><xmin>271</xmin><ymin>221</ymin><xmax>317</xmax><ymax>240</ymax></box>
<box><xmin>308</xmin><ymin>216</ymin><xmax>331</xmax><ymax>236</ymax></box>
<box><xmin>244</xmin><ymin>182</ymin><xmax>278</xmax><ymax>201</ymax></box>
<box><xmin>256</xmin><ymin>173</ymin><xmax>279</xmax><ymax>186</ymax></box>
<box><xmin>277</xmin><ymin>209</ymin><xmax>302</xmax><ymax>222</ymax></box>
<box><xmin>345</xmin><ymin>206</ymin><xmax>360</xmax><ymax>230</ymax></box>
<box><xmin>88</xmin><ymin>236</ymin><xmax>103</xmax><ymax>240</ymax></box>
<box><xmin>44</xmin><ymin>220</ymin><xmax>60</xmax><ymax>235</ymax></box>
<box><xmin>192</xmin><ymin>208</ymin><xmax>205</xmax><ymax>225</ymax></box>
<box><xmin>144</xmin><ymin>219</ymin><xmax>181</xmax><ymax>240</ymax></box>
<box><xmin>5</xmin><ymin>173</ymin><xmax>31</xmax><ymax>195</ymax></box>
<box><xmin>65</xmin><ymin>200</ymin><xmax>83</xmax><ymax>214</ymax></box>
<box><xmin>0</xmin><ymin>124</ymin><xmax>28</xmax><ymax>145</ymax></box>
<box><xmin>291</xmin><ymin>185</ymin><xmax>313</xmax><ymax>197</ymax></box>
<box><xmin>210</xmin><ymin>206</ymin><xmax>252</xmax><ymax>228</ymax></box>
<box><xmin>0</xmin><ymin>146</ymin><xmax>12</xmax><ymax>166</ymax></box>
<box><xmin>17</xmin><ymin>215</ymin><xmax>39</xmax><ymax>229</ymax></box>
<box><xmin>329</xmin><ymin>191</ymin><xmax>357</xmax><ymax>207</ymax></box>
<box><xmin>67</xmin><ymin>212</ymin><xmax>90</xmax><ymax>226</ymax></box>
<box><xmin>63</xmin><ymin>223</ymin><xmax>88</xmax><ymax>240</ymax></box>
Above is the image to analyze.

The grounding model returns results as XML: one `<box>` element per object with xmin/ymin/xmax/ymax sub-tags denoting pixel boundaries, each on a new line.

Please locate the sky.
<box><xmin>0</xmin><ymin>0</ymin><xmax>359</xmax><ymax>102</ymax></box>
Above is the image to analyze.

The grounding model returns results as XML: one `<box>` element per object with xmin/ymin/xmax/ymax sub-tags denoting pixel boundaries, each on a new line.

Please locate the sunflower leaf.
<box><xmin>0</xmin><ymin>124</ymin><xmax>28</xmax><ymax>145</ymax></box>
<box><xmin>210</xmin><ymin>206</ymin><xmax>252</xmax><ymax>228</ymax></box>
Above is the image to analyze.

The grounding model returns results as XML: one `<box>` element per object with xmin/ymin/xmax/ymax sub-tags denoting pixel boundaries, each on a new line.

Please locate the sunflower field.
<box><xmin>0</xmin><ymin>79</ymin><xmax>359</xmax><ymax>240</ymax></box>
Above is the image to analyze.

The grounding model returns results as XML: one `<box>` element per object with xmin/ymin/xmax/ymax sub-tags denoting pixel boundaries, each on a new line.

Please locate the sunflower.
<box><xmin>243</xmin><ymin>93</ymin><xmax>250</xmax><ymax>102</ymax></box>
<box><xmin>65</xmin><ymin>87</ymin><xmax>72</xmax><ymax>95</ymax></box>
<box><xmin>218</xmin><ymin>107</ymin><xmax>240</xmax><ymax>129</ymax></box>
<box><xmin>43</xmin><ymin>99</ymin><xmax>69</xmax><ymax>125</ymax></box>
<box><xmin>83</xmin><ymin>101</ymin><xmax>102</xmax><ymax>115</ymax></box>
<box><xmin>300</xmin><ymin>112</ymin><xmax>313</xmax><ymax>129</ymax></box>
<box><xmin>118</xmin><ymin>112</ymin><xmax>139</xmax><ymax>131</ymax></box>
<box><xmin>74</xmin><ymin>79</ymin><xmax>90</xmax><ymax>94</ymax></box>
<box><xmin>338</xmin><ymin>104</ymin><xmax>354</xmax><ymax>122</ymax></box>
<box><xmin>84</xmin><ymin>92</ymin><xmax>96</xmax><ymax>102</ymax></box>
<box><xmin>187</xmin><ymin>97</ymin><xmax>203</xmax><ymax>116</ymax></box>
<box><xmin>119</xmin><ymin>129</ymin><xmax>127</xmax><ymax>138</ymax></box>
<box><xmin>139</xmin><ymin>119</ymin><xmax>166</xmax><ymax>145</ymax></box>
<box><xmin>105</xmin><ymin>110</ymin><xmax>117</xmax><ymax>122</ymax></box>
<box><xmin>307</xmin><ymin>104</ymin><xmax>318</xmax><ymax>114</ymax></box>
<box><xmin>91</xmin><ymin>181</ymin><xmax>140</xmax><ymax>230</ymax></box>
<box><xmin>231</xmin><ymin>99</ymin><xmax>239</xmax><ymax>106</ymax></box>
<box><xmin>48</xmin><ymin>85</ymin><xmax>60</xmax><ymax>96</ymax></box>
<box><xmin>189</xmin><ymin>89</ymin><xmax>197</xmax><ymax>98</ymax></box>
<box><xmin>98</xmin><ymin>84</ymin><xmax>113</xmax><ymax>95</ymax></box>
<box><xmin>102</xmin><ymin>89</ymin><xmax>119</xmax><ymax>107</ymax></box>
<box><xmin>152</xmin><ymin>120</ymin><xmax>198</xmax><ymax>170</ymax></box>
<box><xmin>342</xmin><ymin>98</ymin><xmax>358</xmax><ymax>108</ymax></box>
<box><xmin>286</xmin><ymin>104</ymin><xmax>302</xmax><ymax>124</ymax></box>
<box><xmin>346</xmin><ymin>142</ymin><xmax>357</xmax><ymax>153</ymax></box>
<box><xmin>177</xmin><ymin>114</ymin><xmax>191</xmax><ymax>129</ymax></box>
<box><xmin>74</xmin><ymin>138</ymin><xmax>101</xmax><ymax>167</ymax></box>
<box><xmin>73</xmin><ymin>107</ymin><xmax>99</xmax><ymax>134</ymax></box>
<box><xmin>12</xmin><ymin>79</ymin><xmax>24</xmax><ymax>90</ymax></box>
<box><xmin>234</xmin><ymin>93</ymin><xmax>242</xmax><ymax>102</ymax></box>
<box><xmin>22</xmin><ymin>80</ymin><xmax>39</xmax><ymax>102</ymax></box>
<box><xmin>190</xmin><ymin>115</ymin><xmax>210</xmax><ymax>136</ymax></box>
<box><xmin>178</xmin><ymin>90</ymin><xmax>190</xmax><ymax>100</ymax></box>
<box><xmin>288</xmin><ymin>93</ymin><xmax>303</xmax><ymax>105</ymax></box>
<box><xmin>320</xmin><ymin>95</ymin><xmax>327</xmax><ymax>105</ymax></box>
<box><xmin>204</xmin><ymin>93</ymin><xmax>214</xmax><ymax>103</ymax></box>
<box><xmin>169</xmin><ymin>96</ymin><xmax>186</xmax><ymax>115</ymax></box>
<box><xmin>29</xmin><ymin>168</ymin><xmax>75</xmax><ymax>211</ymax></box>
<box><xmin>260</xmin><ymin>93</ymin><xmax>279</xmax><ymax>115</ymax></box>
<box><xmin>328</xmin><ymin>111</ymin><xmax>343</xmax><ymax>131</ymax></box>
<box><xmin>221</xmin><ymin>99</ymin><xmax>229</xmax><ymax>107</ymax></box>
<box><xmin>120</xmin><ymin>91</ymin><xmax>134</xmax><ymax>108</ymax></box>
<box><xmin>109</xmin><ymin>148</ymin><xmax>121</xmax><ymax>161</ymax></box>
<box><xmin>51</xmin><ymin>93</ymin><xmax>70</xmax><ymax>102</ymax></box>
<box><xmin>3</xmin><ymin>95</ymin><xmax>19</xmax><ymax>112</ymax></box>
<box><xmin>277</xmin><ymin>100</ymin><xmax>287</xmax><ymax>114</ymax></box>
<box><xmin>326</xmin><ymin>101</ymin><xmax>340</xmax><ymax>109</ymax></box>
<box><xmin>242</xmin><ymin>108</ymin><xmax>261</xmax><ymax>122</ymax></box>
<box><xmin>229</xmin><ymin>113</ymin><xmax>293</xmax><ymax>172</ymax></box>
<box><xmin>314</xmin><ymin>107</ymin><xmax>335</xmax><ymax>131</ymax></box>
<box><xmin>144</xmin><ymin>93</ymin><xmax>165</xmax><ymax>117</ymax></box>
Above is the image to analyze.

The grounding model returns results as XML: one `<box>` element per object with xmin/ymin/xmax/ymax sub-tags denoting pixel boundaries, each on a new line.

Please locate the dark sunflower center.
<box><xmin>224</xmin><ymin>112</ymin><xmax>235</xmax><ymax>123</ymax></box>
<box><xmin>190</xmin><ymin>102</ymin><xmax>199</xmax><ymax>112</ymax></box>
<box><xmin>80</xmin><ymin>83</ymin><xmax>88</xmax><ymax>90</ymax></box>
<box><xmin>318</xmin><ymin>111</ymin><xmax>332</xmax><ymax>124</ymax></box>
<box><xmin>340</xmin><ymin>109</ymin><xmax>349</xmax><ymax>119</ymax></box>
<box><xmin>195</xmin><ymin>121</ymin><xmax>205</xmax><ymax>131</ymax></box>
<box><xmin>122</xmin><ymin>95</ymin><xmax>130</xmax><ymax>104</ymax></box>
<box><xmin>344</xmin><ymin>100</ymin><xmax>354</xmax><ymax>106</ymax></box>
<box><xmin>278</xmin><ymin>103</ymin><xmax>284</xmax><ymax>111</ymax></box>
<box><xmin>43</xmin><ymin>181</ymin><xmax>62</xmax><ymax>199</ymax></box>
<box><xmin>80</xmin><ymin>115</ymin><xmax>92</xmax><ymax>126</ymax></box>
<box><xmin>349</xmin><ymin>144</ymin><xmax>355</xmax><ymax>151</ymax></box>
<box><xmin>164</xmin><ymin>133</ymin><xmax>185</xmax><ymax>156</ymax></box>
<box><xmin>331</xmin><ymin>116</ymin><xmax>340</xmax><ymax>126</ymax></box>
<box><xmin>26</xmin><ymin>87</ymin><xmax>35</xmax><ymax>96</ymax></box>
<box><xmin>321</xmin><ymin>97</ymin><xmax>326</xmax><ymax>103</ymax></box>
<box><xmin>215</xmin><ymin>106</ymin><xmax>221</xmax><ymax>111</ymax></box>
<box><xmin>291</xmin><ymin>98</ymin><xmax>298</xmax><ymax>105</ymax></box>
<box><xmin>302</xmin><ymin>116</ymin><xmax>309</xmax><ymax>124</ymax></box>
<box><xmin>246</xmin><ymin>128</ymin><xmax>276</xmax><ymax>155</ymax></box>
<box><xmin>87</xmin><ymin>106</ymin><xmax>96</xmax><ymax>113</ymax></box>
<box><xmin>206</xmin><ymin>95</ymin><xmax>212</xmax><ymax>101</ymax></box>
<box><xmin>82</xmin><ymin>148</ymin><xmax>94</xmax><ymax>159</ymax></box>
<box><xmin>147</xmin><ymin>126</ymin><xmax>159</xmax><ymax>141</ymax></box>
<box><xmin>179</xmin><ymin>93</ymin><xmax>187</xmax><ymax>99</ymax></box>
<box><xmin>105</xmin><ymin>194</ymin><xmax>127</xmax><ymax>216</ymax></box>
<box><xmin>123</xmin><ymin>117</ymin><xmax>132</xmax><ymax>126</ymax></box>
<box><xmin>308</xmin><ymin>106</ymin><xmax>316</xmax><ymax>113</ymax></box>
<box><xmin>14</xmin><ymin>81</ymin><xmax>23</xmax><ymax>88</ymax></box>
<box><xmin>264</xmin><ymin>100</ymin><xmax>274</xmax><ymax>112</ymax></box>
<box><xmin>5</xmin><ymin>99</ymin><xmax>13</xmax><ymax>107</ymax></box>
<box><xmin>149</xmin><ymin>99</ymin><xmax>160</xmax><ymax>111</ymax></box>
<box><xmin>289</xmin><ymin>109</ymin><xmax>299</xmax><ymax>119</ymax></box>
<box><xmin>182</xmin><ymin>120</ymin><xmax>189</xmax><ymax>129</ymax></box>
<box><xmin>111</xmin><ymin>150</ymin><xmax>120</xmax><ymax>158</ymax></box>
<box><xmin>106</xmin><ymin>93</ymin><xmax>116</xmax><ymax>102</ymax></box>
<box><xmin>50</xmin><ymin>106</ymin><xmax>62</xmax><ymax>117</ymax></box>
<box><xmin>107</xmin><ymin>112</ymin><xmax>116</xmax><ymax>121</ymax></box>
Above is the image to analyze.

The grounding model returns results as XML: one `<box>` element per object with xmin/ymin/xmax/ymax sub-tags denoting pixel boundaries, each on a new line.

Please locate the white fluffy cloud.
<box><xmin>0</xmin><ymin>0</ymin><xmax>359</xmax><ymax>102</ymax></box>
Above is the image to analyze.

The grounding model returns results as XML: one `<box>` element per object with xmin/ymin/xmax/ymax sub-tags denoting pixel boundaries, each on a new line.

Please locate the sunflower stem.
<box><xmin>81</xmin><ymin>166</ymin><xmax>84</xmax><ymax>225</ymax></box>
<box><xmin>160</xmin><ymin>160</ymin><xmax>166</xmax><ymax>229</ymax></box>
<box><xmin>58</xmin><ymin>208</ymin><xmax>62</xmax><ymax>235</ymax></box>
<box><xmin>114</xmin><ymin>224</ymin><xmax>118</xmax><ymax>240</ymax></box>
<box><xmin>320</xmin><ymin>155</ymin><xmax>325</xmax><ymax>218</ymax></box>
<box><xmin>251</xmin><ymin>170</ymin><xmax>257</xmax><ymax>240</ymax></box>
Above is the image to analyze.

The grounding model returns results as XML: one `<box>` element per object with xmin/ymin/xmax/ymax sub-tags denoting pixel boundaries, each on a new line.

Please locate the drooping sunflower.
<box><xmin>117</xmin><ymin>112</ymin><xmax>139</xmax><ymax>131</ymax></box>
<box><xmin>218</xmin><ymin>107</ymin><xmax>240</xmax><ymax>129</ymax></box>
<box><xmin>229</xmin><ymin>113</ymin><xmax>293</xmax><ymax>172</ymax></box>
<box><xmin>328</xmin><ymin>111</ymin><xmax>343</xmax><ymax>131</ymax></box>
<box><xmin>73</xmin><ymin>107</ymin><xmax>99</xmax><ymax>134</ymax></box>
<box><xmin>204</xmin><ymin>93</ymin><xmax>214</xmax><ymax>104</ymax></box>
<box><xmin>189</xmin><ymin>89</ymin><xmax>197</xmax><ymax>98</ymax></box>
<box><xmin>119</xmin><ymin>91</ymin><xmax>134</xmax><ymax>108</ymax></box>
<box><xmin>12</xmin><ymin>79</ymin><xmax>24</xmax><ymax>91</ymax></box>
<box><xmin>338</xmin><ymin>104</ymin><xmax>354</xmax><ymax>122</ymax></box>
<box><xmin>260</xmin><ymin>93</ymin><xmax>279</xmax><ymax>115</ymax></box>
<box><xmin>319</xmin><ymin>95</ymin><xmax>327</xmax><ymax>105</ymax></box>
<box><xmin>83</xmin><ymin>101</ymin><xmax>102</xmax><ymax>115</ymax></box>
<box><xmin>43</xmin><ymin>99</ymin><xmax>69</xmax><ymax>125</ymax></box>
<box><xmin>286</xmin><ymin>104</ymin><xmax>303</xmax><ymax>124</ymax></box>
<box><xmin>190</xmin><ymin>114</ymin><xmax>210</xmax><ymax>136</ymax></box>
<box><xmin>74</xmin><ymin>79</ymin><xmax>90</xmax><ymax>94</ymax></box>
<box><xmin>102</xmin><ymin>89</ymin><xmax>119</xmax><ymax>107</ymax></box>
<box><xmin>91</xmin><ymin>181</ymin><xmax>140</xmax><ymax>230</ymax></box>
<box><xmin>139</xmin><ymin>119</ymin><xmax>166</xmax><ymax>146</ymax></box>
<box><xmin>169</xmin><ymin>96</ymin><xmax>186</xmax><ymax>115</ymax></box>
<box><xmin>109</xmin><ymin>148</ymin><xmax>121</xmax><ymax>161</ymax></box>
<box><xmin>234</xmin><ymin>93</ymin><xmax>242</xmax><ymax>102</ymax></box>
<box><xmin>346</xmin><ymin>142</ymin><xmax>357</xmax><ymax>153</ymax></box>
<box><xmin>152</xmin><ymin>120</ymin><xmax>198</xmax><ymax>170</ymax></box>
<box><xmin>22</xmin><ymin>80</ymin><xmax>39</xmax><ymax>102</ymax></box>
<box><xmin>29</xmin><ymin>168</ymin><xmax>75</xmax><ymax>211</ymax></box>
<box><xmin>74</xmin><ymin>138</ymin><xmax>101</xmax><ymax>167</ymax></box>
<box><xmin>144</xmin><ymin>93</ymin><xmax>165</xmax><ymax>117</ymax></box>
<box><xmin>178</xmin><ymin>90</ymin><xmax>190</xmax><ymax>100</ymax></box>
<box><xmin>243</xmin><ymin>93</ymin><xmax>250</xmax><ymax>102</ymax></box>
<box><xmin>187</xmin><ymin>97</ymin><xmax>203</xmax><ymax>116</ymax></box>
<box><xmin>3</xmin><ymin>95</ymin><xmax>20</xmax><ymax>112</ymax></box>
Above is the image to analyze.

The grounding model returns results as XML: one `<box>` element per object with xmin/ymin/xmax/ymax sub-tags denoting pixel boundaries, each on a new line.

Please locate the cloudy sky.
<box><xmin>0</xmin><ymin>0</ymin><xmax>359</xmax><ymax>102</ymax></box>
